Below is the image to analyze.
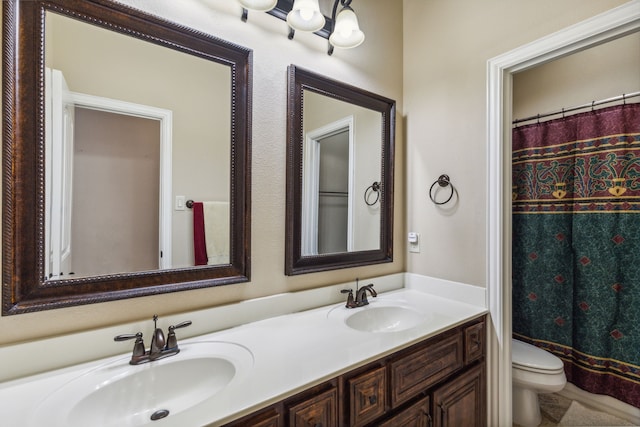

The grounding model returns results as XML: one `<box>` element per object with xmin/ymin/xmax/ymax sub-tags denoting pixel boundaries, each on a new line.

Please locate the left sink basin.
<box><xmin>29</xmin><ymin>341</ymin><xmax>254</xmax><ymax>427</ymax></box>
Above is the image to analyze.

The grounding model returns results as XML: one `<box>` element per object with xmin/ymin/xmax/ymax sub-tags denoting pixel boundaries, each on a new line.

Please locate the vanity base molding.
<box><xmin>222</xmin><ymin>315</ymin><xmax>486</xmax><ymax>427</ymax></box>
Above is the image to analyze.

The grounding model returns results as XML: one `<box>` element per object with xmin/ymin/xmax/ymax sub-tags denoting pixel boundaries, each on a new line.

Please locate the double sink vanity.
<box><xmin>0</xmin><ymin>276</ymin><xmax>487</xmax><ymax>426</ymax></box>
<box><xmin>0</xmin><ymin>1</ymin><xmax>487</xmax><ymax>425</ymax></box>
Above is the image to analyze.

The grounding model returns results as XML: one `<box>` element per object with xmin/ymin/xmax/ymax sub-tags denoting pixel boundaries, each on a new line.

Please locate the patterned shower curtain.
<box><xmin>512</xmin><ymin>103</ymin><xmax>640</xmax><ymax>408</ymax></box>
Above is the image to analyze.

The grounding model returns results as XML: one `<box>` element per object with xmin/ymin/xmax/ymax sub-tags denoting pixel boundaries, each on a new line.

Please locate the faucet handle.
<box><xmin>114</xmin><ymin>332</ymin><xmax>145</xmax><ymax>358</ymax></box>
<box><xmin>341</xmin><ymin>289</ymin><xmax>357</xmax><ymax>308</ymax></box>
<box><xmin>166</xmin><ymin>320</ymin><xmax>192</xmax><ymax>350</ymax></box>
<box><xmin>114</xmin><ymin>332</ymin><xmax>142</xmax><ymax>342</ymax></box>
<box><xmin>170</xmin><ymin>320</ymin><xmax>192</xmax><ymax>331</ymax></box>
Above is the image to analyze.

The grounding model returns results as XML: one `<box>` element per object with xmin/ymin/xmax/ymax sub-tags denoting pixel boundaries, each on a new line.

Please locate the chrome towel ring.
<box><xmin>429</xmin><ymin>174</ymin><xmax>454</xmax><ymax>205</ymax></box>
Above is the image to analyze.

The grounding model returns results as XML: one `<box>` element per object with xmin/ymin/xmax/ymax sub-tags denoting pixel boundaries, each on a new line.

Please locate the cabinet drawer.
<box><xmin>223</xmin><ymin>406</ymin><xmax>281</xmax><ymax>427</ymax></box>
<box><xmin>378</xmin><ymin>396</ymin><xmax>431</xmax><ymax>427</ymax></box>
<box><xmin>288</xmin><ymin>387</ymin><xmax>338</xmax><ymax>427</ymax></box>
<box><xmin>348</xmin><ymin>365</ymin><xmax>387</xmax><ymax>427</ymax></box>
<box><xmin>464</xmin><ymin>320</ymin><xmax>485</xmax><ymax>365</ymax></box>
<box><xmin>390</xmin><ymin>332</ymin><xmax>463</xmax><ymax>407</ymax></box>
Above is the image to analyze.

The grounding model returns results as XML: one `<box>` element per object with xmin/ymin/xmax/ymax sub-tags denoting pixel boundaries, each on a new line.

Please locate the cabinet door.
<box><xmin>348</xmin><ymin>365</ymin><xmax>387</xmax><ymax>427</ymax></box>
<box><xmin>432</xmin><ymin>363</ymin><xmax>485</xmax><ymax>427</ymax></box>
<box><xmin>378</xmin><ymin>396</ymin><xmax>431</xmax><ymax>427</ymax></box>
<box><xmin>288</xmin><ymin>387</ymin><xmax>338</xmax><ymax>427</ymax></box>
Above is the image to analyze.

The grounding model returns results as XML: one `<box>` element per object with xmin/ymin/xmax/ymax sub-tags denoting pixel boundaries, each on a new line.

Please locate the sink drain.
<box><xmin>150</xmin><ymin>409</ymin><xmax>170</xmax><ymax>421</ymax></box>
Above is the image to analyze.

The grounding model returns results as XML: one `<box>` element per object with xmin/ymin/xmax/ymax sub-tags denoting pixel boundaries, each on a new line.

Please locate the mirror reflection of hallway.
<box><xmin>72</xmin><ymin>108</ymin><xmax>160</xmax><ymax>277</ymax></box>
<box><xmin>317</xmin><ymin>129</ymin><xmax>350</xmax><ymax>254</ymax></box>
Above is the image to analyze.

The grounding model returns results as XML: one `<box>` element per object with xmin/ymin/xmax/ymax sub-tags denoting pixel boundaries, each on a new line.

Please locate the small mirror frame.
<box><xmin>285</xmin><ymin>65</ymin><xmax>395</xmax><ymax>275</ymax></box>
<box><xmin>2</xmin><ymin>0</ymin><xmax>252</xmax><ymax>315</ymax></box>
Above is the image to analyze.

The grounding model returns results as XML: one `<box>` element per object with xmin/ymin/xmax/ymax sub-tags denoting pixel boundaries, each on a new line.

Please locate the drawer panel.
<box><xmin>348</xmin><ymin>365</ymin><xmax>387</xmax><ymax>427</ymax></box>
<box><xmin>390</xmin><ymin>332</ymin><xmax>463</xmax><ymax>407</ymax></box>
<box><xmin>378</xmin><ymin>395</ymin><xmax>431</xmax><ymax>427</ymax></box>
<box><xmin>288</xmin><ymin>387</ymin><xmax>338</xmax><ymax>427</ymax></box>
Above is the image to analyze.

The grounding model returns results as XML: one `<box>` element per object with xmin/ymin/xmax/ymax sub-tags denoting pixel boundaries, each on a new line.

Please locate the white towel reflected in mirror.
<box><xmin>203</xmin><ymin>201</ymin><xmax>230</xmax><ymax>265</ymax></box>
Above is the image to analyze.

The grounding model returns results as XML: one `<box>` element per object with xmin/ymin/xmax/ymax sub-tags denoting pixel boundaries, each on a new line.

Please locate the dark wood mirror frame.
<box><xmin>285</xmin><ymin>65</ymin><xmax>395</xmax><ymax>275</ymax></box>
<box><xmin>2</xmin><ymin>0</ymin><xmax>252</xmax><ymax>315</ymax></box>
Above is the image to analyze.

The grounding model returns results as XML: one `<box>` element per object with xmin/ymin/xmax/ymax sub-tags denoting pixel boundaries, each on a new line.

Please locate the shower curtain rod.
<box><xmin>512</xmin><ymin>91</ymin><xmax>640</xmax><ymax>125</ymax></box>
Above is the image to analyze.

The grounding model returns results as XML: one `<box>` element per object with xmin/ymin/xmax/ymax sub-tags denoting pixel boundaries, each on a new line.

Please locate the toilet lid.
<box><xmin>512</xmin><ymin>339</ymin><xmax>564</xmax><ymax>371</ymax></box>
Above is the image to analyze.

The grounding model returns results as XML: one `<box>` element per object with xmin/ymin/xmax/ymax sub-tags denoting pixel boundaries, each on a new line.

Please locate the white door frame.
<box><xmin>302</xmin><ymin>116</ymin><xmax>355</xmax><ymax>255</ymax></box>
<box><xmin>486</xmin><ymin>2</ymin><xmax>640</xmax><ymax>425</ymax></box>
<box><xmin>65</xmin><ymin>91</ymin><xmax>173</xmax><ymax>270</ymax></box>
<box><xmin>45</xmin><ymin>68</ymin><xmax>75</xmax><ymax>280</ymax></box>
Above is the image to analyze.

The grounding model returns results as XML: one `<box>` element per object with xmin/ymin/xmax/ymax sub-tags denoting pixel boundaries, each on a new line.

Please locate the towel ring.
<box><xmin>429</xmin><ymin>174</ymin><xmax>454</xmax><ymax>205</ymax></box>
<box><xmin>364</xmin><ymin>181</ymin><xmax>381</xmax><ymax>206</ymax></box>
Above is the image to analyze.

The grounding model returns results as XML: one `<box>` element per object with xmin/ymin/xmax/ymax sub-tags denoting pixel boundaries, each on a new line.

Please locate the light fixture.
<box><xmin>328</xmin><ymin>1</ymin><xmax>364</xmax><ymax>55</ymax></box>
<box><xmin>238</xmin><ymin>0</ymin><xmax>365</xmax><ymax>55</ymax></box>
<box><xmin>286</xmin><ymin>0</ymin><xmax>325</xmax><ymax>33</ymax></box>
<box><xmin>238</xmin><ymin>0</ymin><xmax>277</xmax><ymax>21</ymax></box>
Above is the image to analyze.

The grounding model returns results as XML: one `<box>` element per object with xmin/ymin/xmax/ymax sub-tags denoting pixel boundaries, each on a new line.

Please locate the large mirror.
<box><xmin>285</xmin><ymin>66</ymin><xmax>395</xmax><ymax>274</ymax></box>
<box><xmin>2</xmin><ymin>0</ymin><xmax>252</xmax><ymax>314</ymax></box>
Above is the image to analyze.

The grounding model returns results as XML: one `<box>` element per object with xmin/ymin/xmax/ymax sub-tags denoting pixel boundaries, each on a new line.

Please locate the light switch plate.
<box><xmin>408</xmin><ymin>232</ymin><xmax>420</xmax><ymax>253</ymax></box>
<box><xmin>175</xmin><ymin>195</ymin><xmax>185</xmax><ymax>211</ymax></box>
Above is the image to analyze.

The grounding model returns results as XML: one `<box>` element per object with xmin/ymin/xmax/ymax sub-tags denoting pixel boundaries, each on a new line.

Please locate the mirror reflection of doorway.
<box><xmin>317</xmin><ymin>129</ymin><xmax>349</xmax><ymax>253</ymax></box>
<box><xmin>73</xmin><ymin>108</ymin><xmax>160</xmax><ymax>277</ymax></box>
<box><xmin>302</xmin><ymin>115</ymin><xmax>355</xmax><ymax>256</ymax></box>
<box><xmin>45</xmin><ymin>68</ymin><xmax>173</xmax><ymax>278</ymax></box>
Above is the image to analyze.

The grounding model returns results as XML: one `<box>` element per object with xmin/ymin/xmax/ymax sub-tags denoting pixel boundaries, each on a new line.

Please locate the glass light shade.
<box><xmin>329</xmin><ymin>7</ymin><xmax>364</xmax><ymax>49</ymax></box>
<box><xmin>238</xmin><ymin>0</ymin><xmax>277</xmax><ymax>11</ymax></box>
<box><xmin>287</xmin><ymin>0</ymin><xmax>325</xmax><ymax>32</ymax></box>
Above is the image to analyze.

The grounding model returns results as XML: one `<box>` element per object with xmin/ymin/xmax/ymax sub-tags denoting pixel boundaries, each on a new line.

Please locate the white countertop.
<box><xmin>0</xmin><ymin>276</ymin><xmax>487</xmax><ymax>427</ymax></box>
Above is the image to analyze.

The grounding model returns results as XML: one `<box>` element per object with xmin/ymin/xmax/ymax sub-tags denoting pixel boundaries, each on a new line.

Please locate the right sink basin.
<box><xmin>328</xmin><ymin>291</ymin><xmax>434</xmax><ymax>333</ymax></box>
<box><xmin>345</xmin><ymin>305</ymin><xmax>427</xmax><ymax>333</ymax></box>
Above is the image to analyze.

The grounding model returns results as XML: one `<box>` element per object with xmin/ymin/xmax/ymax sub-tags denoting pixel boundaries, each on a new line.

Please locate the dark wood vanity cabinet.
<box><xmin>288</xmin><ymin>386</ymin><xmax>339</xmax><ymax>427</ymax></box>
<box><xmin>347</xmin><ymin>365</ymin><xmax>387</xmax><ymax>426</ymax></box>
<box><xmin>222</xmin><ymin>316</ymin><xmax>486</xmax><ymax>427</ymax></box>
<box><xmin>432</xmin><ymin>363</ymin><xmax>485</xmax><ymax>427</ymax></box>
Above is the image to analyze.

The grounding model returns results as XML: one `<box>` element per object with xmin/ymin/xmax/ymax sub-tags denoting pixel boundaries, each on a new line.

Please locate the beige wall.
<box><xmin>403</xmin><ymin>0</ymin><xmax>633</xmax><ymax>287</ymax></box>
<box><xmin>0</xmin><ymin>0</ymin><xmax>404</xmax><ymax>344</ymax></box>
<box><xmin>513</xmin><ymin>32</ymin><xmax>640</xmax><ymax>120</ymax></box>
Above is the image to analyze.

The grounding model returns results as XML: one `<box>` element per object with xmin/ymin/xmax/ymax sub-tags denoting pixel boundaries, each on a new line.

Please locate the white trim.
<box><xmin>302</xmin><ymin>116</ymin><xmax>355</xmax><ymax>254</ymax></box>
<box><xmin>486</xmin><ymin>2</ymin><xmax>640</xmax><ymax>426</ymax></box>
<box><xmin>68</xmin><ymin>92</ymin><xmax>174</xmax><ymax>270</ymax></box>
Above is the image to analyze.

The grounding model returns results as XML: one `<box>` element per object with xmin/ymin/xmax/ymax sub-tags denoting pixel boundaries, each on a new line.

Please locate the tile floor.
<box><xmin>513</xmin><ymin>393</ymin><xmax>638</xmax><ymax>426</ymax></box>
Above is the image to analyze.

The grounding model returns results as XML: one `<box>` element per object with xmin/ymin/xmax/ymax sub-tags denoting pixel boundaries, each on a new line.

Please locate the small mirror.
<box><xmin>2</xmin><ymin>0</ymin><xmax>252</xmax><ymax>314</ymax></box>
<box><xmin>286</xmin><ymin>65</ymin><xmax>395</xmax><ymax>274</ymax></box>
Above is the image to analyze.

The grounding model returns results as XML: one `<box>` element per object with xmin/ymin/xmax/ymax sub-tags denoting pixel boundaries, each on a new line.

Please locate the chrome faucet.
<box><xmin>341</xmin><ymin>279</ymin><xmax>377</xmax><ymax>308</ymax></box>
<box><xmin>114</xmin><ymin>315</ymin><xmax>192</xmax><ymax>365</ymax></box>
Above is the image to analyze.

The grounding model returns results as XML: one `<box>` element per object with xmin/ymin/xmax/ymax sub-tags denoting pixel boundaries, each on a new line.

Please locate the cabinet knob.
<box><xmin>368</xmin><ymin>394</ymin><xmax>377</xmax><ymax>405</ymax></box>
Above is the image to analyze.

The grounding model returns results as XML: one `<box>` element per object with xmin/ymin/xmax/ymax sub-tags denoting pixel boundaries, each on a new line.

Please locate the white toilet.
<box><xmin>512</xmin><ymin>338</ymin><xmax>567</xmax><ymax>427</ymax></box>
